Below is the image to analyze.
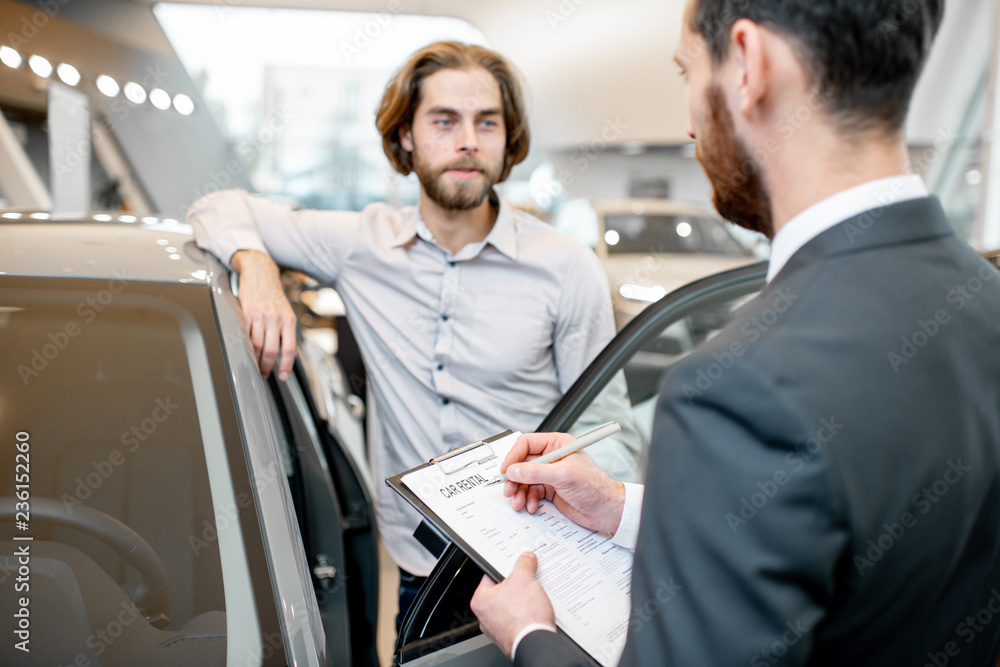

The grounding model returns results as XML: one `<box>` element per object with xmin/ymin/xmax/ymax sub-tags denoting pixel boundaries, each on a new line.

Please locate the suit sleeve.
<box><xmin>186</xmin><ymin>188</ymin><xmax>361</xmax><ymax>285</ymax></box>
<box><xmin>617</xmin><ymin>357</ymin><xmax>848</xmax><ymax>666</ymax></box>
<box><xmin>514</xmin><ymin>629</ymin><xmax>598</xmax><ymax>667</ymax></box>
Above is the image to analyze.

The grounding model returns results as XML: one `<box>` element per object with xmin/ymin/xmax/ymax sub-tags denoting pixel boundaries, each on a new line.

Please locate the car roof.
<box><xmin>0</xmin><ymin>213</ymin><xmax>211</xmax><ymax>285</ymax></box>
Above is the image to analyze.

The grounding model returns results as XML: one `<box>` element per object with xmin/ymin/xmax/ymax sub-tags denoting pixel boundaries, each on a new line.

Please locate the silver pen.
<box><xmin>488</xmin><ymin>420</ymin><xmax>621</xmax><ymax>485</ymax></box>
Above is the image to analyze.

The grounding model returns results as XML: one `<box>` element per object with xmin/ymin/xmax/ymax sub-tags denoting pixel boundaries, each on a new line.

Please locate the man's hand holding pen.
<box><xmin>471</xmin><ymin>430</ymin><xmax>629</xmax><ymax>658</ymax></box>
<box><xmin>501</xmin><ymin>431</ymin><xmax>627</xmax><ymax>534</ymax></box>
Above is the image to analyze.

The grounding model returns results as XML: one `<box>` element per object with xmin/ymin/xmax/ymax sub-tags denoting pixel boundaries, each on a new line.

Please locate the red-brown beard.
<box><xmin>413</xmin><ymin>150</ymin><xmax>503</xmax><ymax>211</ymax></box>
<box><xmin>696</xmin><ymin>84</ymin><xmax>775</xmax><ymax>239</ymax></box>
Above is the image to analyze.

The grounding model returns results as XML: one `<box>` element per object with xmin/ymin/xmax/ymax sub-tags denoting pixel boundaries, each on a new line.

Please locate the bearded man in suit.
<box><xmin>471</xmin><ymin>0</ymin><xmax>1000</xmax><ymax>664</ymax></box>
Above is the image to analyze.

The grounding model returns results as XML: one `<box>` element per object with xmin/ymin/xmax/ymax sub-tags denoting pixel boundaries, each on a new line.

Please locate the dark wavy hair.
<box><xmin>375</xmin><ymin>41</ymin><xmax>530</xmax><ymax>182</ymax></box>
<box><xmin>690</xmin><ymin>0</ymin><xmax>946</xmax><ymax>133</ymax></box>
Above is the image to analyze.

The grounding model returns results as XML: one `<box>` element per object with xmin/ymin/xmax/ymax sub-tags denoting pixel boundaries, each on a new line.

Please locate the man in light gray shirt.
<box><xmin>188</xmin><ymin>41</ymin><xmax>637</xmax><ymax>625</ymax></box>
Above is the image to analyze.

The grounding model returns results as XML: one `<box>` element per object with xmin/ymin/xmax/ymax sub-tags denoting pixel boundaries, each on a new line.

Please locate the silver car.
<box><xmin>594</xmin><ymin>199</ymin><xmax>759</xmax><ymax>330</ymax></box>
<box><xmin>0</xmin><ymin>214</ymin><xmax>377</xmax><ymax>667</ymax></box>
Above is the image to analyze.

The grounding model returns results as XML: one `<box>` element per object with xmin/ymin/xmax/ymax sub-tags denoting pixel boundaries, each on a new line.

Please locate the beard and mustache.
<box><xmin>412</xmin><ymin>149</ymin><xmax>502</xmax><ymax>212</ymax></box>
<box><xmin>696</xmin><ymin>84</ymin><xmax>775</xmax><ymax>239</ymax></box>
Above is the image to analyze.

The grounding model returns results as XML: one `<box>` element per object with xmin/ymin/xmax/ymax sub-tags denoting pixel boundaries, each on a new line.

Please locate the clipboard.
<box><xmin>385</xmin><ymin>429</ymin><xmax>513</xmax><ymax>583</ymax></box>
<box><xmin>386</xmin><ymin>429</ymin><xmax>626</xmax><ymax>667</ymax></box>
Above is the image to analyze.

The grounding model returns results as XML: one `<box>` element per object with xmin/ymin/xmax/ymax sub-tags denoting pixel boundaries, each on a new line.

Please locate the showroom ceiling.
<box><xmin>125</xmin><ymin>0</ymin><xmax>691</xmax><ymax>148</ymax></box>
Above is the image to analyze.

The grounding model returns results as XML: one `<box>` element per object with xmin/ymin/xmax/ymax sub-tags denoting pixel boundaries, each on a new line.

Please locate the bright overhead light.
<box><xmin>2</xmin><ymin>212</ymin><xmax>23</xmax><ymax>219</ymax></box>
<box><xmin>96</xmin><ymin>74</ymin><xmax>120</xmax><ymax>97</ymax></box>
<box><xmin>676</xmin><ymin>221</ymin><xmax>693</xmax><ymax>238</ymax></box>
<box><xmin>604</xmin><ymin>230</ymin><xmax>620</xmax><ymax>246</ymax></box>
<box><xmin>56</xmin><ymin>63</ymin><xmax>81</xmax><ymax>86</ymax></box>
<box><xmin>28</xmin><ymin>55</ymin><xmax>53</xmax><ymax>79</ymax></box>
<box><xmin>119</xmin><ymin>215</ymin><xmax>137</xmax><ymax>223</ymax></box>
<box><xmin>619</xmin><ymin>283</ymin><xmax>667</xmax><ymax>303</ymax></box>
<box><xmin>149</xmin><ymin>88</ymin><xmax>171</xmax><ymax>110</ymax></box>
<box><xmin>172</xmin><ymin>93</ymin><xmax>194</xmax><ymax>116</ymax></box>
<box><xmin>162</xmin><ymin>218</ymin><xmax>179</xmax><ymax>226</ymax></box>
<box><xmin>29</xmin><ymin>212</ymin><xmax>51</xmax><ymax>220</ymax></box>
<box><xmin>168</xmin><ymin>254</ymin><xmax>182</xmax><ymax>260</ymax></box>
<box><xmin>142</xmin><ymin>216</ymin><xmax>158</xmax><ymax>224</ymax></box>
<box><xmin>92</xmin><ymin>213</ymin><xmax>112</xmax><ymax>222</ymax></box>
<box><xmin>0</xmin><ymin>46</ymin><xmax>22</xmax><ymax>69</ymax></box>
<box><xmin>123</xmin><ymin>82</ymin><xmax>146</xmax><ymax>104</ymax></box>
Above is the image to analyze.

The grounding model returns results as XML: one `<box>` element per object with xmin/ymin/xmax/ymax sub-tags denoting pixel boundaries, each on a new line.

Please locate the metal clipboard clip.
<box><xmin>429</xmin><ymin>440</ymin><xmax>495</xmax><ymax>475</ymax></box>
<box><xmin>428</xmin><ymin>430</ymin><xmax>512</xmax><ymax>475</ymax></box>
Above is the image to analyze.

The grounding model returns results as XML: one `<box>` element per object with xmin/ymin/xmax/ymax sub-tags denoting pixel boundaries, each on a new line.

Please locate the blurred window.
<box><xmin>155</xmin><ymin>4</ymin><xmax>488</xmax><ymax>211</ymax></box>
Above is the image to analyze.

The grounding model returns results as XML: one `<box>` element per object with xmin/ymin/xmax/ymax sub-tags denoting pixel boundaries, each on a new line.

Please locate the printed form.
<box><xmin>402</xmin><ymin>432</ymin><xmax>633</xmax><ymax>666</ymax></box>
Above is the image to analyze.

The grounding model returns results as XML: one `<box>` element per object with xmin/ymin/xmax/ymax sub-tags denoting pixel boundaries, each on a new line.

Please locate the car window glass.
<box><xmin>604</xmin><ymin>214</ymin><xmax>746</xmax><ymax>256</ymax></box>
<box><xmin>0</xmin><ymin>279</ymin><xmax>264</xmax><ymax>666</ymax></box>
<box><xmin>562</xmin><ymin>289</ymin><xmax>761</xmax><ymax>480</ymax></box>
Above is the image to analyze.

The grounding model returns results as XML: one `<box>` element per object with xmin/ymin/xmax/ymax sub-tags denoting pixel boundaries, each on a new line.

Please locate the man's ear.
<box><xmin>729</xmin><ymin>19</ymin><xmax>767</xmax><ymax>119</ymax></box>
<box><xmin>400</xmin><ymin>124</ymin><xmax>414</xmax><ymax>153</ymax></box>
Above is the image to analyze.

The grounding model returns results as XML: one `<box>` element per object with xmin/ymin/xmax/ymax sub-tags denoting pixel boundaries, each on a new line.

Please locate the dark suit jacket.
<box><xmin>516</xmin><ymin>197</ymin><xmax>1000</xmax><ymax>666</ymax></box>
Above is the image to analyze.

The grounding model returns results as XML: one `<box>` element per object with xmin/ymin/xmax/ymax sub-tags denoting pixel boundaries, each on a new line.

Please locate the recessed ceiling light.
<box><xmin>56</xmin><ymin>63</ymin><xmax>80</xmax><ymax>86</ymax></box>
<box><xmin>0</xmin><ymin>46</ymin><xmax>23</xmax><ymax>69</ymax></box>
<box><xmin>123</xmin><ymin>82</ymin><xmax>146</xmax><ymax>104</ymax></box>
<box><xmin>168</xmin><ymin>254</ymin><xmax>181</xmax><ymax>260</ymax></box>
<box><xmin>96</xmin><ymin>74</ymin><xmax>120</xmax><ymax>97</ymax></box>
<box><xmin>142</xmin><ymin>216</ymin><xmax>158</xmax><ymax>224</ymax></box>
<box><xmin>149</xmin><ymin>88</ymin><xmax>171</xmax><ymax>110</ymax></box>
<box><xmin>29</xmin><ymin>212</ymin><xmax>51</xmax><ymax>220</ymax></box>
<box><xmin>93</xmin><ymin>213</ymin><xmax>113</xmax><ymax>222</ymax></box>
<box><xmin>172</xmin><ymin>93</ymin><xmax>194</xmax><ymax>116</ymax></box>
<box><xmin>119</xmin><ymin>214</ymin><xmax>137</xmax><ymax>223</ymax></box>
<box><xmin>1</xmin><ymin>212</ymin><xmax>23</xmax><ymax>219</ymax></box>
<box><xmin>28</xmin><ymin>55</ymin><xmax>53</xmax><ymax>79</ymax></box>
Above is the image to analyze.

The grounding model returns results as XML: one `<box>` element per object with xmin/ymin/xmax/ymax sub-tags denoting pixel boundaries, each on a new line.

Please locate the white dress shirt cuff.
<box><xmin>219</xmin><ymin>230</ymin><xmax>271</xmax><ymax>271</ymax></box>
<box><xmin>510</xmin><ymin>623</ymin><xmax>557</xmax><ymax>660</ymax></box>
<box><xmin>611</xmin><ymin>482</ymin><xmax>644</xmax><ymax>550</ymax></box>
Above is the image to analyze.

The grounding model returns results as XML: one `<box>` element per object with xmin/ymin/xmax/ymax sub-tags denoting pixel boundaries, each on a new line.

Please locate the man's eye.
<box><xmin>435</xmin><ymin>118</ymin><xmax>453</xmax><ymax>127</ymax></box>
<box><xmin>481</xmin><ymin>119</ymin><xmax>498</xmax><ymax>128</ymax></box>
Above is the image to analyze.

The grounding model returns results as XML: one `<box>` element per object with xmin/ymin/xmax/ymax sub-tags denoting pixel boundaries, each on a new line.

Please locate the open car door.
<box><xmin>394</xmin><ymin>262</ymin><xmax>768</xmax><ymax>666</ymax></box>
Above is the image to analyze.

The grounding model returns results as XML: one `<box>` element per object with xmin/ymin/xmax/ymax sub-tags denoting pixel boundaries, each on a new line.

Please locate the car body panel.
<box><xmin>602</xmin><ymin>252</ymin><xmax>756</xmax><ymax>325</ymax></box>
<box><xmin>209</xmin><ymin>257</ymin><xmax>329</xmax><ymax>666</ymax></box>
<box><xmin>0</xmin><ymin>219</ymin><xmax>207</xmax><ymax>284</ymax></box>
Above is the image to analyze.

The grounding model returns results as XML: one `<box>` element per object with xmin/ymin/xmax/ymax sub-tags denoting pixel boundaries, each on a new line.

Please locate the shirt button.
<box><xmin>437</xmin><ymin>363</ymin><xmax>444</xmax><ymax>371</ymax></box>
<box><xmin>441</xmin><ymin>314</ymin><xmax>449</xmax><ymax>321</ymax></box>
<box><xmin>442</xmin><ymin>398</ymin><xmax>450</xmax><ymax>405</ymax></box>
<box><xmin>449</xmin><ymin>261</ymin><xmax>456</xmax><ymax>267</ymax></box>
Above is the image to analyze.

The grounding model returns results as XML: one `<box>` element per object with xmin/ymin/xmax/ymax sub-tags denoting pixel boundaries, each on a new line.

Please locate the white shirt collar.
<box><xmin>766</xmin><ymin>175</ymin><xmax>929</xmax><ymax>283</ymax></box>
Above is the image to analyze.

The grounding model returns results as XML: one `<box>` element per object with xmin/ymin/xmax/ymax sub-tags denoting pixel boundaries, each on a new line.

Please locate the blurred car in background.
<box><xmin>594</xmin><ymin>199</ymin><xmax>760</xmax><ymax>329</ymax></box>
